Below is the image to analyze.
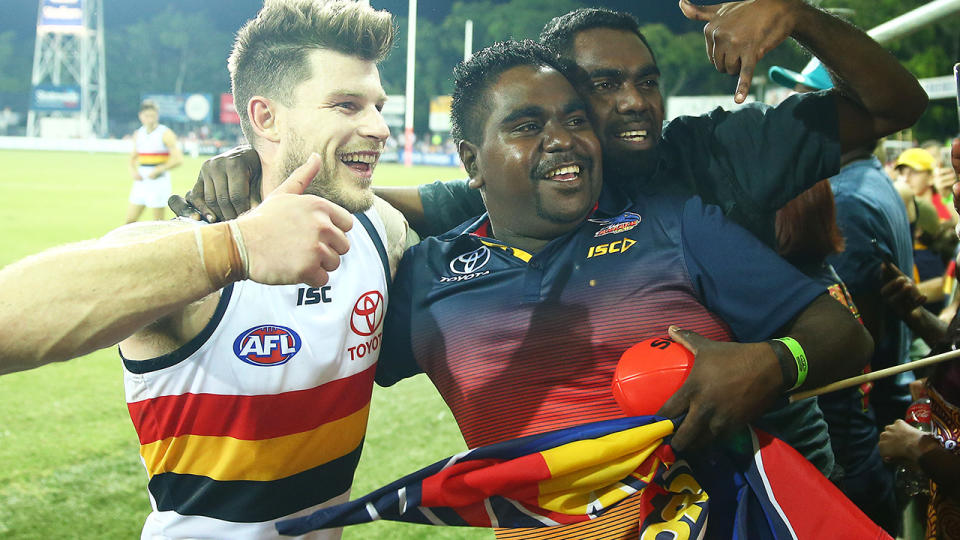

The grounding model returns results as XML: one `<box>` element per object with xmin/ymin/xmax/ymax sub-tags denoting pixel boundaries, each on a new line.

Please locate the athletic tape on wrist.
<box><xmin>227</xmin><ymin>220</ymin><xmax>250</xmax><ymax>278</ymax></box>
<box><xmin>774</xmin><ymin>337</ymin><xmax>808</xmax><ymax>391</ymax></box>
<box><xmin>194</xmin><ymin>222</ymin><xmax>247</xmax><ymax>289</ymax></box>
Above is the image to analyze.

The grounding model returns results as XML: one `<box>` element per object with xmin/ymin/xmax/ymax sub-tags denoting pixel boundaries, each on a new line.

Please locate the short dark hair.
<box><xmin>451</xmin><ymin>40</ymin><xmax>581</xmax><ymax>145</ymax></box>
<box><xmin>539</xmin><ymin>8</ymin><xmax>656</xmax><ymax>65</ymax></box>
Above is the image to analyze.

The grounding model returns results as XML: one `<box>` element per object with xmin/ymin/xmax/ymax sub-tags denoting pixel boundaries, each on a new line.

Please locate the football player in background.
<box><xmin>126</xmin><ymin>99</ymin><xmax>183</xmax><ymax>223</ymax></box>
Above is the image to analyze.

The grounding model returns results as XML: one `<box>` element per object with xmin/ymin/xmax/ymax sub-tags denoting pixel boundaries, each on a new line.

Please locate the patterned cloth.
<box><xmin>277</xmin><ymin>416</ymin><xmax>888</xmax><ymax>539</ymax></box>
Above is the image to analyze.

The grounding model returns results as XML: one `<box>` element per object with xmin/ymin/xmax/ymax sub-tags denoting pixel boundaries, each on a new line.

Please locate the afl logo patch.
<box><xmin>450</xmin><ymin>246</ymin><xmax>490</xmax><ymax>274</ymax></box>
<box><xmin>351</xmin><ymin>291</ymin><xmax>385</xmax><ymax>337</ymax></box>
<box><xmin>233</xmin><ymin>325</ymin><xmax>301</xmax><ymax>366</ymax></box>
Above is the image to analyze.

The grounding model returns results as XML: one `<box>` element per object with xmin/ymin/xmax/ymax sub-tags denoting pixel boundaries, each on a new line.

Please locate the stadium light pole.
<box><xmin>867</xmin><ymin>0</ymin><xmax>960</xmax><ymax>44</ymax></box>
<box><xmin>403</xmin><ymin>0</ymin><xmax>417</xmax><ymax>167</ymax></box>
<box><xmin>464</xmin><ymin>20</ymin><xmax>473</xmax><ymax>62</ymax></box>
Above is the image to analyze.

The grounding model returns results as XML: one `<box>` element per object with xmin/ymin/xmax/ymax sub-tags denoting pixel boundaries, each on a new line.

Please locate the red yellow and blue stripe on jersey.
<box><xmin>277</xmin><ymin>415</ymin><xmax>890</xmax><ymax>539</ymax></box>
<box><xmin>127</xmin><ymin>364</ymin><xmax>376</xmax><ymax>523</ymax></box>
<box><xmin>137</xmin><ymin>151</ymin><xmax>169</xmax><ymax>166</ymax></box>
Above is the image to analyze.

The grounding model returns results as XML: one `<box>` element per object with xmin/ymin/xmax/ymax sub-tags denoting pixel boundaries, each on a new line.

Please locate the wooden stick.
<box><xmin>789</xmin><ymin>347</ymin><xmax>960</xmax><ymax>402</ymax></box>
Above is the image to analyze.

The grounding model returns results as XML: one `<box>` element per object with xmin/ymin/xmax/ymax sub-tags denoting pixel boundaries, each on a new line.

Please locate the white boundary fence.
<box><xmin>0</xmin><ymin>135</ymin><xmax>129</xmax><ymax>153</ymax></box>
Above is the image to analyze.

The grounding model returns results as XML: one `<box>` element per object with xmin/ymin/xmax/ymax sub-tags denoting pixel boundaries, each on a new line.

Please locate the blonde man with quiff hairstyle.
<box><xmin>0</xmin><ymin>0</ymin><xmax>412</xmax><ymax>538</ymax></box>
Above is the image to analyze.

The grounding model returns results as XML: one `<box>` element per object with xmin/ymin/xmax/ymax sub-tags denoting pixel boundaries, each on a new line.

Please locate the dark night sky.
<box><xmin>0</xmin><ymin>0</ymin><xmax>698</xmax><ymax>38</ymax></box>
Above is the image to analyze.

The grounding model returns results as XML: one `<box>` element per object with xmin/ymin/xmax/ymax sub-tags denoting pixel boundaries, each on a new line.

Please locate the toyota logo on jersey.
<box><xmin>233</xmin><ymin>325</ymin><xmax>302</xmax><ymax>366</ymax></box>
<box><xmin>450</xmin><ymin>246</ymin><xmax>490</xmax><ymax>274</ymax></box>
<box><xmin>351</xmin><ymin>291</ymin><xmax>385</xmax><ymax>336</ymax></box>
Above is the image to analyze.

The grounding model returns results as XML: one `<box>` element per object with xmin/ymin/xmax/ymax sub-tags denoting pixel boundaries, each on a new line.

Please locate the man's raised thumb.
<box><xmin>269</xmin><ymin>153</ymin><xmax>321</xmax><ymax>198</ymax></box>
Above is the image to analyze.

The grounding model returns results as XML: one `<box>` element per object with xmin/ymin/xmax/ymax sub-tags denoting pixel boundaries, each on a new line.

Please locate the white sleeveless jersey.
<box><xmin>122</xmin><ymin>208</ymin><xmax>392</xmax><ymax>540</ymax></box>
<box><xmin>135</xmin><ymin>124</ymin><xmax>173</xmax><ymax>179</ymax></box>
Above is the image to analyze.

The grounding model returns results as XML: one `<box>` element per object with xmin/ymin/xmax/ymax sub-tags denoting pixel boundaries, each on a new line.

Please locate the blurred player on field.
<box><xmin>126</xmin><ymin>99</ymin><xmax>183</xmax><ymax>223</ymax></box>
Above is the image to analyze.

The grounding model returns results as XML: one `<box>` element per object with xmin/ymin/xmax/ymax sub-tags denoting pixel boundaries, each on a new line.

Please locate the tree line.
<box><xmin>0</xmin><ymin>0</ymin><xmax>955</xmax><ymax>141</ymax></box>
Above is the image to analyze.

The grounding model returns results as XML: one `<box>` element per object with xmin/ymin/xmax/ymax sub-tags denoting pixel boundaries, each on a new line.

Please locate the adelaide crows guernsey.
<box><xmin>378</xmin><ymin>193</ymin><xmax>828</xmax><ymax>539</ymax></box>
<box><xmin>135</xmin><ymin>124</ymin><xmax>173</xmax><ymax>179</ymax></box>
<box><xmin>122</xmin><ymin>206</ymin><xmax>397</xmax><ymax>540</ymax></box>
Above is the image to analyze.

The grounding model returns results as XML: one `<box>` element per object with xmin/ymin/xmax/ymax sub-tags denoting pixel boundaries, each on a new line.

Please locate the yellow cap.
<box><xmin>896</xmin><ymin>148</ymin><xmax>936</xmax><ymax>172</ymax></box>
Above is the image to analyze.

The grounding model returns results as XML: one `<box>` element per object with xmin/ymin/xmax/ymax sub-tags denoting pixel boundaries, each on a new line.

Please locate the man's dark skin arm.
<box><xmin>373</xmin><ymin>186</ymin><xmax>427</xmax><ymax>233</ymax></box>
<box><xmin>680</xmin><ymin>0</ymin><xmax>927</xmax><ymax>152</ymax></box>
<box><xmin>852</xmin><ymin>291</ymin><xmax>888</xmax><ymax>352</ymax></box>
<box><xmin>881</xmin><ymin>262</ymin><xmax>950</xmax><ymax>348</ymax></box>
<box><xmin>659</xmin><ymin>293</ymin><xmax>873</xmax><ymax>451</ymax></box>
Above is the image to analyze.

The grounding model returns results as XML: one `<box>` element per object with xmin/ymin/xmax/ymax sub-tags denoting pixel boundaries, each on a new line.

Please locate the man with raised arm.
<box><xmin>0</xmin><ymin>1</ymin><xmax>410</xmax><ymax>538</ymax></box>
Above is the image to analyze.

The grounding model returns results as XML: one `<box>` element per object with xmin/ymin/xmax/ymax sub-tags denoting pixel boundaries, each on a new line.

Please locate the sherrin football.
<box><xmin>612</xmin><ymin>337</ymin><xmax>694</xmax><ymax>416</ymax></box>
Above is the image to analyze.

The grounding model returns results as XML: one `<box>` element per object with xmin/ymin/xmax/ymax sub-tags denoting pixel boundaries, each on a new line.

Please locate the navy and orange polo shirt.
<box><xmin>377</xmin><ymin>191</ymin><xmax>825</xmax><ymax>453</ymax></box>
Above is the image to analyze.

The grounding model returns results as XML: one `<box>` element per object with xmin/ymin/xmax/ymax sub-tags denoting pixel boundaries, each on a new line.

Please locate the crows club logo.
<box><xmin>589</xmin><ymin>211</ymin><xmax>641</xmax><ymax>237</ymax></box>
<box><xmin>450</xmin><ymin>246</ymin><xmax>490</xmax><ymax>275</ymax></box>
<box><xmin>233</xmin><ymin>325</ymin><xmax>301</xmax><ymax>366</ymax></box>
<box><xmin>351</xmin><ymin>291</ymin><xmax>385</xmax><ymax>336</ymax></box>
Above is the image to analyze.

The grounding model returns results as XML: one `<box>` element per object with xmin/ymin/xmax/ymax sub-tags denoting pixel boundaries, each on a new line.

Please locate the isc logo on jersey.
<box><xmin>233</xmin><ymin>325</ymin><xmax>302</xmax><ymax>366</ymax></box>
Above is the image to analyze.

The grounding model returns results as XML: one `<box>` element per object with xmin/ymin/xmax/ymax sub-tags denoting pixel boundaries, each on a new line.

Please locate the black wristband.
<box><xmin>769</xmin><ymin>339</ymin><xmax>798</xmax><ymax>392</ymax></box>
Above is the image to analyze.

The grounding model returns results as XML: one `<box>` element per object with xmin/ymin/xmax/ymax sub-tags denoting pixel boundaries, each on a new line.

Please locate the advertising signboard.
<box><xmin>32</xmin><ymin>85</ymin><xmax>81</xmax><ymax>111</ymax></box>
<box><xmin>142</xmin><ymin>93</ymin><xmax>213</xmax><ymax>123</ymax></box>
<box><xmin>38</xmin><ymin>0</ymin><xmax>84</xmax><ymax>33</ymax></box>
<box><xmin>429</xmin><ymin>95</ymin><xmax>452</xmax><ymax>132</ymax></box>
<box><xmin>219</xmin><ymin>93</ymin><xmax>240</xmax><ymax>124</ymax></box>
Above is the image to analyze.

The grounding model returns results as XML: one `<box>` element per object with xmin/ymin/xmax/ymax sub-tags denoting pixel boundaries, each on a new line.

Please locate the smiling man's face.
<box><xmin>466</xmin><ymin>64</ymin><xmax>602</xmax><ymax>242</ymax></box>
<box><xmin>277</xmin><ymin>48</ymin><xmax>390</xmax><ymax>213</ymax></box>
<box><xmin>571</xmin><ymin>27</ymin><xmax>664</xmax><ymax>180</ymax></box>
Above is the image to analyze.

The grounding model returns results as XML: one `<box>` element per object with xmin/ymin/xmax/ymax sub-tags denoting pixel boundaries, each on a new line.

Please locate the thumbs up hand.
<box><xmin>680</xmin><ymin>0</ymin><xmax>800</xmax><ymax>103</ymax></box>
<box><xmin>235</xmin><ymin>153</ymin><xmax>354</xmax><ymax>288</ymax></box>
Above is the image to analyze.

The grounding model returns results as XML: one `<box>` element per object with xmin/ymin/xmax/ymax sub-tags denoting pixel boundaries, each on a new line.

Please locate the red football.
<box><xmin>612</xmin><ymin>337</ymin><xmax>694</xmax><ymax>416</ymax></box>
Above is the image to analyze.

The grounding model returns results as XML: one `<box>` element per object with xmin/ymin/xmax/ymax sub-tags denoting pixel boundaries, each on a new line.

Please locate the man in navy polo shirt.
<box><xmin>374</xmin><ymin>40</ymin><xmax>873</xmax><ymax>540</ymax></box>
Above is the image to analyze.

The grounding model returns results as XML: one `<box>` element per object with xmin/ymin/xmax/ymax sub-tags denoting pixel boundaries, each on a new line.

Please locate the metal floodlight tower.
<box><xmin>27</xmin><ymin>0</ymin><xmax>108</xmax><ymax>138</ymax></box>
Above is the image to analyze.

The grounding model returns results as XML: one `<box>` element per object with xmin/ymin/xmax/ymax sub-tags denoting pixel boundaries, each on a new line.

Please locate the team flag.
<box><xmin>277</xmin><ymin>416</ymin><xmax>890</xmax><ymax>539</ymax></box>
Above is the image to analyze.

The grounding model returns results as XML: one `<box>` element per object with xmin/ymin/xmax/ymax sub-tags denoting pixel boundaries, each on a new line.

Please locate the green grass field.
<box><xmin>0</xmin><ymin>149</ymin><xmax>489</xmax><ymax>539</ymax></box>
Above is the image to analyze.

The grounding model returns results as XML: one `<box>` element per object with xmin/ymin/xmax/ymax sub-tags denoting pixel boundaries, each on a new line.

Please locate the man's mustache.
<box><xmin>532</xmin><ymin>153</ymin><xmax>594</xmax><ymax>180</ymax></box>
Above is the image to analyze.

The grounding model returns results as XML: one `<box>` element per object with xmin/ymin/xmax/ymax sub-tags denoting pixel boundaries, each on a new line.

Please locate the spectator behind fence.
<box><xmin>897</xmin><ymin>148</ymin><xmax>958</xmax><ymax>315</ymax></box>
<box><xmin>879</xmin><ymin>138</ymin><xmax>960</xmax><ymax>540</ymax></box>
<box><xmin>769</xmin><ymin>55</ymin><xmax>916</xmax><ymax>536</ymax></box>
<box><xmin>774</xmin><ymin>174</ymin><xmax>902</xmax><ymax>535</ymax></box>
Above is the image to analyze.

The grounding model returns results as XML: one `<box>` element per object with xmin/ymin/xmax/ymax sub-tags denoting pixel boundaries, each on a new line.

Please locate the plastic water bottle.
<box><xmin>895</xmin><ymin>395</ymin><xmax>932</xmax><ymax>497</ymax></box>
